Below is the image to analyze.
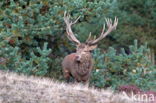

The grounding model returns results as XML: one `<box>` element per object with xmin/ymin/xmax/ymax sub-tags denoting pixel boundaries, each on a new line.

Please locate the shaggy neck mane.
<box><xmin>75</xmin><ymin>53</ymin><xmax>91</xmax><ymax>76</ymax></box>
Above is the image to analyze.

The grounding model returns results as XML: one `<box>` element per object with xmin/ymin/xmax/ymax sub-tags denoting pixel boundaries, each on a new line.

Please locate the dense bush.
<box><xmin>0</xmin><ymin>40</ymin><xmax>51</xmax><ymax>76</ymax></box>
<box><xmin>0</xmin><ymin>0</ymin><xmax>121</xmax><ymax>76</ymax></box>
<box><xmin>91</xmin><ymin>40</ymin><xmax>156</xmax><ymax>90</ymax></box>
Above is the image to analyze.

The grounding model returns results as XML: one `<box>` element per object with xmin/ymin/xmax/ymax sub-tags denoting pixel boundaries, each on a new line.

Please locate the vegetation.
<box><xmin>91</xmin><ymin>40</ymin><xmax>156</xmax><ymax>90</ymax></box>
<box><xmin>0</xmin><ymin>0</ymin><xmax>156</xmax><ymax>91</ymax></box>
<box><xmin>0</xmin><ymin>70</ymin><xmax>136</xmax><ymax>103</ymax></box>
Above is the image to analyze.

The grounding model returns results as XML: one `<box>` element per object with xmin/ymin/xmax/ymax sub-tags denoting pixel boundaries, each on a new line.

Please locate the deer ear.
<box><xmin>88</xmin><ymin>45</ymin><xmax>97</xmax><ymax>51</ymax></box>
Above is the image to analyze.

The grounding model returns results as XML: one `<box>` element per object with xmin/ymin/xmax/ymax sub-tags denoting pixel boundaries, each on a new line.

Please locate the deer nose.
<box><xmin>75</xmin><ymin>55</ymin><xmax>81</xmax><ymax>62</ymax></box>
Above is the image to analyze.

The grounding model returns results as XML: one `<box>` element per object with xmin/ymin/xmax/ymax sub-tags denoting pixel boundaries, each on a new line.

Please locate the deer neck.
<box><xmin>75</xmin><ymin>52</ymin><xmax>92</xmax><ymax>76</ymax></box>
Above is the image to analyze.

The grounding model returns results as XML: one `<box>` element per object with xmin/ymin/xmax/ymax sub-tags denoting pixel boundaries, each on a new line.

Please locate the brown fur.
<box><xmin>62</xmin><ymin>43</ymin><xmax>96</xmax><ymax>83</ymax></box>
<box><xmin>62</xmin><ymin>52</ymin><xmax>93</xmax><ymax>83</ymax></box>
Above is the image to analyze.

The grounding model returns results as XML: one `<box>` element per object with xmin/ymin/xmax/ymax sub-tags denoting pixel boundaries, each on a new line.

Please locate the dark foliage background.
<box><xmin>0</xmin><ymin>0</ymin><xmax>156</xmax><ymax>90</ymax></box>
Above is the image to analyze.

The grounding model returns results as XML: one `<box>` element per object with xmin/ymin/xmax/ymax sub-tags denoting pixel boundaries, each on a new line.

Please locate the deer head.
<box><xmin>62</xmin><ymin>11</ymin><xmax>118</xmax><ymax>83</ymax></box>
<box><xmin>64</xmin><ymin>11</ymin><xmax>118</xmax><ymax>62</ymax></box>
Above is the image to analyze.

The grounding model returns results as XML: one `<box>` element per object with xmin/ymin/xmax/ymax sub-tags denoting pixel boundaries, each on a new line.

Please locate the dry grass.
<box><xmin>0</xmin><ymin>70</ymin><xmax>135</xmax><ymax>103</ymax></box>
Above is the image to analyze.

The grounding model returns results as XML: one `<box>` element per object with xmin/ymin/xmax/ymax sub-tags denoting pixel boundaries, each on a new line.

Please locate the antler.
<box><xmin>86</xmin><ymin>17</ymin><xmax>118</xmax><ymax>45</ymax></box>
<box><xmin>64</xmin><ymin>11</ymin><xmax>81</xmax><ymax>44</ymax></box>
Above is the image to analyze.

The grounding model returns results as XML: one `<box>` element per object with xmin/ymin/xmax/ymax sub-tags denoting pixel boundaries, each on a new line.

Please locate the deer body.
<box><xmin>62</xmin><ymin>11</ymin><xmax>118</xmax><ymax>84</ymax></box>
<box><xmin>62</xmin><ymin>52</ymin><xmax>93</xmax><ymax>82</ymax></box>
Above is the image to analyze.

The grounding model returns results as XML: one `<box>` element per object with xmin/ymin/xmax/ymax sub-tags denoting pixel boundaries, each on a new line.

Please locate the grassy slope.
<box><xmin>0</xmin><ymin>70</ymin><xmax>134</xmax><ymax>103</ymax></box>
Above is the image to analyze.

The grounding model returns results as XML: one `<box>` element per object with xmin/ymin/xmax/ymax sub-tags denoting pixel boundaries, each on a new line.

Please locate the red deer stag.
<box><xmin>62</xmin><ymin>11</ymin><xmax>118</xmax><ymax>84</ymax></box>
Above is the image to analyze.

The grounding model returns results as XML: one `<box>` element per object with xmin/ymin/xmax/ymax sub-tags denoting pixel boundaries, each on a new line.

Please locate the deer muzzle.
<box><xmin>75</xmin><ymin>55</ymin><xmax>81</xmax><ymax>62</ymax></box>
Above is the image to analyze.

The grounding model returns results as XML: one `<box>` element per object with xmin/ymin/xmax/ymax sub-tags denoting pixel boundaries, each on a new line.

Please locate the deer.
<box><xmin>62</xmin><ymin>11</ymin><xmax>118</xmax><ymax>85</ymax></box>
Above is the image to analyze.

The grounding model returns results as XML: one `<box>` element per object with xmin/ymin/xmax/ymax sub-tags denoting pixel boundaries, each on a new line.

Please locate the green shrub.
<box><xmin>0</xmin><ymin>0</ymin><xmax>118</xmax><ymax>76</ymax></box>
<box><xmin>0</xmin><ymin>40</ymin><xmax>51</xmax><ymax>76</ymax></box>
<box><xmin>91</xmin><ymin>40</ymin><xmax>156</xmax><ymax>90</ymax></box>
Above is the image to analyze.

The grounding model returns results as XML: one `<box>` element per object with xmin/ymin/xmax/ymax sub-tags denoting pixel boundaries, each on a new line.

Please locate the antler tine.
<box><xmin>64</xmin><ymin>11</ymin><xmax>81</xmax><ymax>44</ymax></box>
<box><xmin>101</xmin><ymin>23</ymin><xmax>105</xmax><ymax>35</ymax></box>
<box><xmin>72</xmin><ymin>16</ymin><xmax>81</xmax><ymax>24</ymax></box>
<box><xmin>114</xmin><ymin>17</ymin><xmax>118</xmax><ymax>29</ymax></box>
<box><xmin>96</xmin><ymin>23</ymin><xmax>106</xmax><ymax>40</ymax></box>
<box><xmin>86</xmin><ymin>32</ymin><xmax>92</xmax><ymax>43</ymax></box>
<box><xmin>86</xmin><ymin>23</ymin><xmax>106</xmax><ymax>44</ymax></box>
<box><xmin>87</xmin><ymin>17</ymin><xmax>118</xmax><ymax>45</ymax></box>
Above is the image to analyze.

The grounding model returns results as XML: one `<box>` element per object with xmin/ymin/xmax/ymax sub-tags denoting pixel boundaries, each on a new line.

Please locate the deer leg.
<box><xmin>63</xmin><ymin>69</ymin><xmax>70</xmax><ymax>83</ymax></box>
<box><xmin>83</xmin><ymin>79</ymin><xmax>90</xmax><ymax>87</ymax></box>
<box><xmin>81</xmin><ymin>75</ymin><xmax>90</xmax><ymax>87</ymax></box>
